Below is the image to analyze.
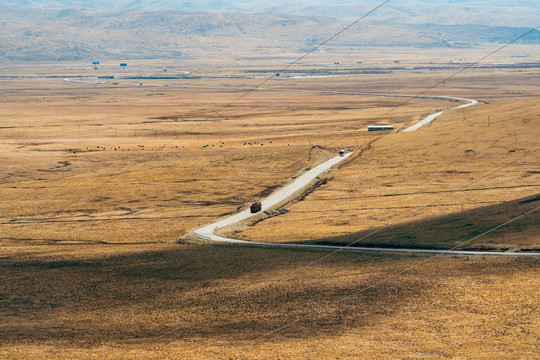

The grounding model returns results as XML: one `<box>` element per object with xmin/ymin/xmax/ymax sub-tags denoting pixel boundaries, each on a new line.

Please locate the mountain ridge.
<box><xmin>0</xmin><ymin>0</ymin><xmax>538</xmax><ymax>26</ymax></box>
<box><xmin>0</xmin><ymin>6</ymin><xmax>538</xmax><ymax>61</ymax></box>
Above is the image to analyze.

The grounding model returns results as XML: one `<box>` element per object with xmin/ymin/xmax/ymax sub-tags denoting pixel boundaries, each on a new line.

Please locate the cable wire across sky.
<box><xmin>6</xmin><ymin>0</ymin><xmax>395</xmax><ymax>221</ymax></box>
<box><xmin>2</xmin><ymin>1</ymin><xmax>540</xmax><ymax>358</ymax></box>
<box><xmin>115</xmin><ymin>1</ymin><xmax>540</xmax><ymax>347</ymax></box>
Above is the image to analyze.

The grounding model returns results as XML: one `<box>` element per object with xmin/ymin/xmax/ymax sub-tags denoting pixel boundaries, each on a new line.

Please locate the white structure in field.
<box><xmin>368</xmin><ymin>125</ymin><xmax>394</xmax><ymax>131</ymax></box>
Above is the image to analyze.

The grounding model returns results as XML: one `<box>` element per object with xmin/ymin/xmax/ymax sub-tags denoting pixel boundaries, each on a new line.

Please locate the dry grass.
<box><xmin>1</xmin><ymin>241</ymin><xmax>539</xmax><ymax>359</ymax></box>
<box><xmin>0</xmin><ymin>65</ymin><xmax>456</xmax><ymax>244</ymax></box>
<box><xmin>239</xmin><ymin>97</ymin><xmax>540</xmax><ymax>248</ymax></box>
<box><xmin>1</xmin><ymin>54</ymin><xmax>539</xmax><ymax>358</ymax></box>
<box><xmin>306</xmin><ymin>193</ymin><xmax>540</xmax><ymax>251</ymax></box>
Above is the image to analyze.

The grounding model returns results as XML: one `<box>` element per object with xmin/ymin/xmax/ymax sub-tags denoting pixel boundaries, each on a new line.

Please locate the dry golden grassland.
<box><xmin>1</xmin><ymin>242</ymin><xmax>539</xmax><ymax>359</ymax></box>
<box><xmin>239</xmin><ymin>97</ymin><xmax>540</xmax><ymax>249</ymax></box>
<box><xmin>0</xmin><ymin>65</ymin><xmax>455</xmax><ymax>244</ymax></box>
<box><xmin>1</xmin><ymin>52</ymin><xmax>539</xmax><ymax>359</ymax></box>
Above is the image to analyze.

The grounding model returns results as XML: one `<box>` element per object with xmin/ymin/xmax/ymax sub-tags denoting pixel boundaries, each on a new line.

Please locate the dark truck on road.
<box><xmin>250</xmin><ymin>201</ymin><xmax>262</xmax><ymax>213</ymax></box>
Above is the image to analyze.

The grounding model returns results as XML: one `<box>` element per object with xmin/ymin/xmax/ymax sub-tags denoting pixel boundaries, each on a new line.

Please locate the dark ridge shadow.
<box><xmin>1</xmin><ymin>244</ymin><xmax>427</xmax><ymax>344</ymax></box>
<box><xmin>299</xmin><ymin>193</ymin><xmax>540</xmax><ymax>251</ymax></box>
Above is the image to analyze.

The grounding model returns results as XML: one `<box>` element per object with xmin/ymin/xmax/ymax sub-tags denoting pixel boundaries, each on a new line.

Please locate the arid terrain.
<box><xmin>1</xmin><ymin>5</ymin><xmax>539</xmax><ymax>61</ymax></box>
<box><xmin>1</xmin><ymin>45</ymin><xmax>539</xmax><ymax>358</ymax></box>
<box><xmin>238</xmin><ymin>96</ymin><xmax>540</xmax><ymax>250</ymax></box>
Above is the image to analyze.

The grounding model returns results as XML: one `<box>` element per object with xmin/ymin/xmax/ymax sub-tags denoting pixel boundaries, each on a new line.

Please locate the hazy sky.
<box><xmin>1</xmin><ymin>0</ymin><xmax>538</xmax><ymax>11</ymax></box>
<box><xmin>0</xmin><ymin>0</ymin><xmax>538</xmax><ymax>27</ymax></box>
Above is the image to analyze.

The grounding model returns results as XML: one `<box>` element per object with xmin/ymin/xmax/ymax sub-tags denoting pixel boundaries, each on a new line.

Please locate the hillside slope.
<box><xmin>1</xmin><ymin>0</ymin><xmax>539</xmax><ymax>27</ymax></box>
<box><xmin>239</xmin><ymin>97</ymin><xmax>540</xmax><ymax>248</ymax></box>
<box><xmin>1</xmin><ymin>6</ymin><xmax>539</xmax><ymax>60</ymax></box>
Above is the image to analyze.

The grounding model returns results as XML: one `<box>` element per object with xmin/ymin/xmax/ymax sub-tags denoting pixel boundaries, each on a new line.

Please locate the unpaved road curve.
<box><xmin>63</xmin><ymin>77</ymin><xmax>476</xmax><ymax>132</ymax></box>
<box><xmin>64</xmin><ymin>77</ymin><xmax>539</xmax><ymax>256</ymax></box>
<box><xmin>189</xmin><ymin>94</ymin><xmax>538</xmax><ymax>256</ymax></box>
<box><xmin>403</xmin><ymin>97</ymin><xmax>478</xmax><ymax>132</ymax></box>
<box><xmin>192</xmin><ymin>148</ymin><xmax>540</xmax><ymax>256</ymax></box>
<box><xmin>193</xmin><ymin>152</ymin><xmax>353</xmax><ymax>241</ymax></box>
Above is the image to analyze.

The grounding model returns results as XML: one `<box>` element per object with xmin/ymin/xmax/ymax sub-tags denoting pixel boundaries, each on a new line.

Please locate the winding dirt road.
<box><xmin>64</xmin><ymin>77</ymin><xmax>539</xmax><ymax>256</ymax></box>
<box><xmin>193</xmin><ymin>152</ymin><xmax>353</xmax><ymax>242</ymax></box>
<box><xmin>189</xmin><ymin>95</ymin><xmax>538</xmax><ymax>256</ymax></box>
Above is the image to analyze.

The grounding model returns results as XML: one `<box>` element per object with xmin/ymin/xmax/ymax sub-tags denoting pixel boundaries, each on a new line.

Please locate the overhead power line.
<box><xmin>252</xmin><ymin>203</ymin><xmax>540</xmax><ymax>341</ymax></box>
<box><xmin>328</xmin><ymin>24</ymin><xmax>540</xmax><ymax>146</ymax></box>
<box><xmin>136</xmin><ymin>13</ymin><xmax>540</xmax><ymax>349</ymax></box>
<box><xmin>7</xmin><ymin>0</ymin><xmax>393</xmax><ymax>222</ymax></box>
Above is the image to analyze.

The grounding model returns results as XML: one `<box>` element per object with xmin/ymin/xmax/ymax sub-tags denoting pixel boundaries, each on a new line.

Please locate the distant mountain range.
<box><xmin>0</xmin><ymin>4</ymin><xmax>538</xmax><ymax>61</ymax></box>
<box><xmin>0</xmin><ymin>0</ymin><xmax>539</xmax><ymax>26</ymax></box>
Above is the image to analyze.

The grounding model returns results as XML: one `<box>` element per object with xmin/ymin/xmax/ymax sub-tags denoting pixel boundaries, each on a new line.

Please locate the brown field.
<box><xmin>238</xmin><ymin>97</ymin><xmax>540</xmax><ymax>248</ymax></box>
<box><xmin>1</xmin><ymin>242</ymin><xmax>539</xmax><ymax>359</ymax></box>
<box><xmin>0</xmin><ymin>63</ymin><xmax>459</xmax><ymax>244</ymax></box>
<box><xmin>1</xmin><ymin>47</ymin><xmax>539</xmax><ymax>358</ymax></box>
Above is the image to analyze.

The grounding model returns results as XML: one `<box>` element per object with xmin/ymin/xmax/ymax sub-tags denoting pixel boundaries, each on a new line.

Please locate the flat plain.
<box><xmin>1</xmin><ymin>46</ymin><xmax>539</xmax><ymax>358</ymax></box>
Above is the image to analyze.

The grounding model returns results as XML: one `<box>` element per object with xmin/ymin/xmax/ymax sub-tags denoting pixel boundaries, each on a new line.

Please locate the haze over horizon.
<box><xmin>0</xmin><ymin>1</ymin><xmax>538</xmax><ymax>61</ymax></box>
<box><xmin>1</xmin><ymin>0</ymin><xmax>539</xmax><ymax>27</ymax></box>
